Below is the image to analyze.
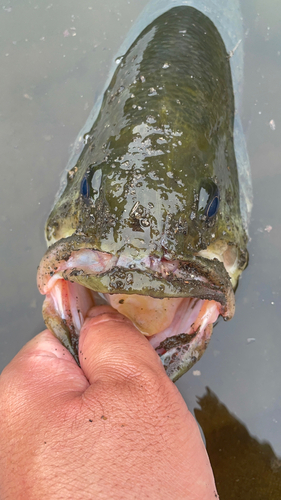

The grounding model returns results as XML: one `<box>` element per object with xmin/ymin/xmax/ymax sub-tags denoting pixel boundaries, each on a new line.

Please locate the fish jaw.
<box><xmin>37</xmin><ymin>237</ymin><xmax>235</xmax><ymax>381</ymax></box>
<box><xmin>42</xmin><ymin>280</ymin><xmax>220</xmax><ymax>381</ymax></box>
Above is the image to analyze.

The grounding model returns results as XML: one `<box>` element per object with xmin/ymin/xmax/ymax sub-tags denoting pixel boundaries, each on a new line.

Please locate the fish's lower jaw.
<box><xmin>42</xmin><ymin>278</ymin><xmax>222</xmax><ymax>381</ymax></box>
<box><xmin>42</xmin><ymin>293</ymin><xmax>79</xmax><ymax>364</ymax></box>
<box><xmin>161</xmin><ymin>324</ymin><xmax>213</xmax><ymax>382</ymax></box>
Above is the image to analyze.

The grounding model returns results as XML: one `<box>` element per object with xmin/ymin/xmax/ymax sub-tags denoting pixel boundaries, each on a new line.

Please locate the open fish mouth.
<box><xmin>37</xmin><ymin>235</ymin><xmax>236</xmax><ymax>381</ymax></box>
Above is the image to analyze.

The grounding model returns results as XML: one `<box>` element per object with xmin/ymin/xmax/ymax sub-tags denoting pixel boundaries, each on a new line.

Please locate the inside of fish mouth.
<box><xmin>43</xmin><ymin>279</ymin><xmax>221</xmax><ymax>360</ymax></box>
<box><xmin>39</xmin><ymin>245</ymin><xmax>237</xmax><ymax>361</ymax></box>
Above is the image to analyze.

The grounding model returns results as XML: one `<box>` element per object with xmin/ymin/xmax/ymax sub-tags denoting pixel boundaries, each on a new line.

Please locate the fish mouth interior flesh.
<box><xmin>37</xmin><ymin>236</ymin><xmax>239</xmax><ymax>381</ymax></box>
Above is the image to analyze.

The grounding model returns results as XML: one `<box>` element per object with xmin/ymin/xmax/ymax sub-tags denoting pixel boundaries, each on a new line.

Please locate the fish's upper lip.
<box><xmin>37</xmin><ymin>234</ymin><xmax>235</xmax><ymax>320</ymax></box>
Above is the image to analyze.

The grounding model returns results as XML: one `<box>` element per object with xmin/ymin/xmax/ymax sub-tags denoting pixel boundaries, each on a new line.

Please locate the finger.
<box><xmin>79</xmin><ymin>305</ymin><xmax>165</xmax><ymax>385</ymax></box>
<box><xmin>1</xmin><ymin>330</ymin><xmax>88</xmax><ymax>396</ymax></box>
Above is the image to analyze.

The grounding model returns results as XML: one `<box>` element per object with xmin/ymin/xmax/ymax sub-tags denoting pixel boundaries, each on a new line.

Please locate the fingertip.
<box><xmin>86</xmin><ymin>304</ymin><xmax>118</xmax><ymax>318</ymax></box>
<box><xmin>79</xmin><ymin>308</ymin><xmax>165</xmax><ymax>385</ymax></box>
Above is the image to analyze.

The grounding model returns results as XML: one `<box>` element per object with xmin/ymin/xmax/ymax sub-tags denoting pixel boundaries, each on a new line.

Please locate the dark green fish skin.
<box><xmin>46</xmin><ymin>7</ymin><xmax>247</xmax><ymax>267</ymax></box>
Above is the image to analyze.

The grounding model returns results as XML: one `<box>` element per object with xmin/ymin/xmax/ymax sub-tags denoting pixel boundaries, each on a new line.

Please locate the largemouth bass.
<box><xmin>37</xmin><ymin>0</ymin><xmax>252</xmax><ymax>382</ymax></box>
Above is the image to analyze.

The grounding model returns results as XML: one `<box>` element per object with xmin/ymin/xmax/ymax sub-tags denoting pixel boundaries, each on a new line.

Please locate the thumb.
<box><xmin>78</xmin><ymin>306</ymin><xmax>219</xmax><ymax>500</ymax></box>
<box><xmin>79</xmin><ymin>305</ymin><xmax>165</xmax><ymax>385</ymax></box>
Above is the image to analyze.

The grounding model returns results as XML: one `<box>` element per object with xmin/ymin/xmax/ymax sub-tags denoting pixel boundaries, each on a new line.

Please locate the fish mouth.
<box><xmin>37</xmin><ymin>235</ymin><xmax>236</xmax><ymax>381</ymax></box>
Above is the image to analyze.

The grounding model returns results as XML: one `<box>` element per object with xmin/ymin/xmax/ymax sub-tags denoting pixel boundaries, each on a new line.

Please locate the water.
<box><xmin>0</xmin><ymin>0</ymin><xmax>280</xmax><ymax>497</ymax></box>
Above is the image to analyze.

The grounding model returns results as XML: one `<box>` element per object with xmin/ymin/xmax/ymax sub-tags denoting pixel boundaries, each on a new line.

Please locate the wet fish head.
<box><xmin>40</xmin><ymin>6</ymin><xmax>249</xmax><ymax>381</ymax></box>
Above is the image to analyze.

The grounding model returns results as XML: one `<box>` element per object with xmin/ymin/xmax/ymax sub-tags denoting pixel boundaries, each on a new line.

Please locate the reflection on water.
<box><xmin>196</xmin><ymin>388</ymin><xmax>281</xmax><ymax>499</ymax></box>
<box><xmin>0</xmin><ymin>0</ymin><xmax>281</xmax><ymax>497</ymax></box>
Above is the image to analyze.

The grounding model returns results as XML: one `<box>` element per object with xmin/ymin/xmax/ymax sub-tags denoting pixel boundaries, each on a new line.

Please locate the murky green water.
<box><xmin>0</xmin><ymin>1</ymin><xmax>280</xmax><ymax>497</ymax></box>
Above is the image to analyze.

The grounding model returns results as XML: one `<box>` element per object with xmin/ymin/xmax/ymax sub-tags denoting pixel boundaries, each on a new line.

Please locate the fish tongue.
<box><xmin>105</xmin><ymin>294</ymin><xmax>184</xmax><ymax>336</ymax></box>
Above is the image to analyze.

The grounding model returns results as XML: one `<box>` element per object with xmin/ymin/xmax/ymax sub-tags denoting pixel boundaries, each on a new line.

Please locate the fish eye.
<box><xmin>80</xmin><ymin>171</ymin><xmax>90</xmax><ymax>198</ymax></box>
<box><xmin>206</xmin><ymin>193</ymin><xmax>219</xmax><ymax>218</ymax></box>
<box><xmin>198</xmin><ymin>181</ymin><xmax>220</xmax><ymax>219</ymax></box>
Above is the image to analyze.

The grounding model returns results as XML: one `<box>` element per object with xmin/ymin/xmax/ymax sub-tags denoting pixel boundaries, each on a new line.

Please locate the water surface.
<box><xmin>0</xmin><ymin>0</ymin><xmax>280</xmax><ymax>497</ymax></box>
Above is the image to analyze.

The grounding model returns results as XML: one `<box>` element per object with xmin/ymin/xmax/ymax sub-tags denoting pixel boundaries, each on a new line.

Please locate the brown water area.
<box><xmin>0</xmin><ymin>0</ymin><xmax>281</xmax><ymax>497</ymax></box>
<box><xmin>196</xmin><ymin>388</ymin><xmax>281</xmax><ymax>499</ymax></box>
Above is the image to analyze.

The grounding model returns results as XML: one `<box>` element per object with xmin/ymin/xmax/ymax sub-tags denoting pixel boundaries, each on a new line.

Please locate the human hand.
<box><xmin>0</xmin><ymin>306</ymin><xmax>218</xmax><ymax>499</ymax></box>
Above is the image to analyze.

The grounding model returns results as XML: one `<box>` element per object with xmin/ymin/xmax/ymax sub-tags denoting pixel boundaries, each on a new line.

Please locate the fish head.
<box><xmin>38</xmin><ymin>6</ymin><xmax>249</xmax><ymax>381</ymax></box>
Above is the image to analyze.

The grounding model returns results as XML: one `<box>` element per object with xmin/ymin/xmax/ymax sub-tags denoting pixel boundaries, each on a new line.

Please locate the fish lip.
<box><xmin>160</xmin><ymin>324</ymin><xmax>214</xmax><ymax>382</ymax></box>
<box><xmin>38</xmin><ymin>234</ymin><xmax>235</xmax><ymax>320</ymax></box>
<box><xmin>62</xmin><ymin>265</ymin><xmax>233</xmax><ymax>318</ymax></box>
